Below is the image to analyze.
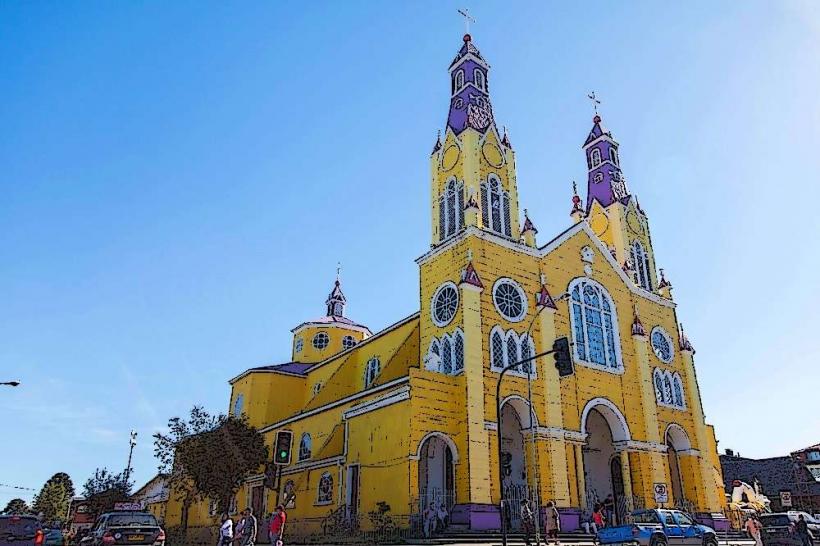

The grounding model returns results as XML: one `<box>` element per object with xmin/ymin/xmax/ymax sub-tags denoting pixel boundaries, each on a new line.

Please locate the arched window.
<box><xmin>299</xmin><ymin>433</ymin><xmax>312</xmax><ymax>461</ymax></box>
<box><xmin>480</xmin><ymin>175</ymin><xmax>511</xmax><ymax>237</ymax></box>
<box><xmin>630</xmin><ymin>241</ymin><xmax>653</xmax><ymax>291</ymax></box>
<box><xmin>654</xmin><ymin>370</ymin><xmax>665</xmax><ymax>403</ymax></box>
<box><xmin>426</xmin><ymin>339</ymin><xmax>441</xmax><ymax>371</ymax></box>
<box><xmin>568</xmin><ymin>278</ymin><xmax>622</xmax><ymax>370</ymax></box>
<box><xmin>520</xmin><ymin>334</ymin><xmax>535</xmax><ymax>374</ymax></box>
<box><xmin>452</xmin><ymin>69</ymin><xmax>465</xmax><ymax>93</ymax></box>
<box><xmin>673</xmin><ymin>374</ymin><xmax>685</xmax><ymax>407</ymax></box>
<box><xmin>441</xmin><ymin>337</ymin><xmax>453</xmax><ymax>374</ymax></box>
<box><xmin>364</xmin><ymin>357</ymin><xmax>381</xmax><ymax>388</ymax></box>
<box><xmin>453</xmin><ymin>330</ymin><xmax>464</xmax><ymax>373</ymax></box>
<box><xmin>505</xmin><ymin>334</ymin><xmax>519</xmax><ymax>371</ymax></box>
<box><xmin>663</xmin><ymin>374</ymin><xmax>674</xmax><ymax>404</ymax></box>
<box><xmin>474</xmin><ymin>69</ymin><xmax>485</xmax><ymax>91</ymax></box>
<box><xmin>438</xmin><ymin>179</ymin><xmax>464</xmax><ymax>241</ymax></box>
<box><xmin>489</xmin><ymin>326</ymin><xmax>537</xmax><ymax>376</ymax></box>
<box><xmin>317</xmin><ymin>472</ymin><xmax>333</xmax><ymax>504</ymax></box>
<box><xmin>491</xmin><ymin>329</ymin><xmax>504</xmax><ymax>370</ymax></box>
<box><xmin>590</xmin><ymin>148</ymin><xmax>602</xmax><ymax>168</ymax></box>
<box><xmin>609</xmin><ymin>147</ymin><xmax>619</xmax><ymax>165</ymax></box>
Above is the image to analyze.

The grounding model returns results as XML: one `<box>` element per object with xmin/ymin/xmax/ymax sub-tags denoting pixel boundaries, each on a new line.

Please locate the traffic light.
<box><xmin>552</xmin><ymin>336</ymin><xmax>573</xmax><ymax>377</ymax></box>
<box><xmin>274</xmin><ymin>430</ymin><xmax>293</xmax><ymax>465</ymax></box>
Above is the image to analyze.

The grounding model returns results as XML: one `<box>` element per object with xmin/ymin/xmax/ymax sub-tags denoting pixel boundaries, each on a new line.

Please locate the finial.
<box><xmin>658</xmin><ymin>268</ymin><xmax>671</xmax><ymax>289</ymax></box>
<box><xmin>571</xmin><ymin>180</ymin><xmax>583</xmax><ymax>217</ymax></box>
<box><xmin>679</xmin><ymin>323</ymin><xmax>695</xmax><ymax>353</ymax></box>
<box><xmin>432</xmin><ymin>130</ymin><xmax>442</xmax><ymax>153</ymax></box>
<box><xmin>501</xmin><ymin>125</ymin><xmax>511</xmax><ymax>147</ymax></box>
<box><xmin>336</xmin><ymin>262</ymin><xmax>342</xmax><ymax>283</ymax></box>
<box><xmin>588</xmin><ymin>91</ymin><xmax>601</xmax><ymax>117</ymax></box>
<box><xmin>457</xmin><ymin>8</ymin><xmax>476</xmax><ymax>36</ymax></box>
<box><xmin>535</xmin><ymin>271</ymin><xmax>557</xmax><ymax>309</ymax></box>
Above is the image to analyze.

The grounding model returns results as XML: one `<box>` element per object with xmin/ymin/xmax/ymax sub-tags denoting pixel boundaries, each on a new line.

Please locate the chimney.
<box><xmin>725</xmin><ymin>449</ymin><xmax>735</xmax><ymax>457</ymax></box>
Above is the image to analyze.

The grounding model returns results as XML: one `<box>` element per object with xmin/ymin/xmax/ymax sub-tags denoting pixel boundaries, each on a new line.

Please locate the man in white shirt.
<box><xmin>219</xmin><ymin>513</ymin><xmax>234</xmax><ymax>546</ymax></box>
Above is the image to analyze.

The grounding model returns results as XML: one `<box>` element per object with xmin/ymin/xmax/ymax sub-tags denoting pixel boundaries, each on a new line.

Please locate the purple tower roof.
<box><xmin>583</xmin><ymin>115</ymin><xmax>631</xmax><ymax>211</ymax></box>
<box><xmin>446</xmin><ymin>35</ymin><xmax>496</xmax><ymax>135</ymax></box>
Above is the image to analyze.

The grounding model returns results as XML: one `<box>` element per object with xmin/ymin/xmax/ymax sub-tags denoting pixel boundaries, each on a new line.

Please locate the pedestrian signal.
<box><xmin>552</xmin><ymin>337</ymin><xmax>573</xmax><ymax>377</ymax></box>
<box><xmin>274</xmin><ymin>430</ymin><xmax>293</xmax><ymax>465</ymax></box>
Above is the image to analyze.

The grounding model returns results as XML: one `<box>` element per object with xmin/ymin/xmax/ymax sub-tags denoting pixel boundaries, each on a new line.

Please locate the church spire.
<box><xmin>325</xmin><ymin>266</ymin><xmax>347</xmax><ymax>317</ymax></box>
<box><xmin>446</xmin><ymin>34</ymin><xmax>496</xmax><ymax>135</ymax></box>
<box><xmin>583</xmin><ymin>114</ymin><xmax>629</xmax><ymax>211</ymax></box>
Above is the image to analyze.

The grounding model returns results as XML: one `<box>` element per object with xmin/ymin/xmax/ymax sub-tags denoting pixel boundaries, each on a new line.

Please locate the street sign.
<box><xmin>780</xmin><ymin>490</ymin><xmax>792</xmax><ymax>507</ymax></box>
<box><xmin>654</xmin><ymin>483</ymin><xmax>669</xmax><ymax>504</ymax></box>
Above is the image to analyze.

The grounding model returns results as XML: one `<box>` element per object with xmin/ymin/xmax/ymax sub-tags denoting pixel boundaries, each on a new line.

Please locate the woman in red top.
<box><xmin>268</xmin><ymin>505</ymin><xmax>286</xmax><ymax>546</ymax></box>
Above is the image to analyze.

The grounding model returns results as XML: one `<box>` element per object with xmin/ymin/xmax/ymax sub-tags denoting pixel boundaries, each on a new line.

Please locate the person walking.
<box><xmin>544</xmin><ymin>501</ymin><xmax>561</xmax><ymax>546</ymax></box>
<box><xmin>744</xmin><ymin>516</ymin><xmax>762</xmax><ymax>546</ymax></box>
<box><xmin>268</xmin><ymin>505</ymin><xmax>286</xmax><ymax>546</ymax></box>
<box><xmin>218</xmin><ymin>513</ymin><xmax>233</xmax><ymax>546</ymax></box>
<box><xmin>239</xmin><ymin>509</ymin><xmax>257</xmax><ymax>546</ymax></box>
<box><xmin>796</xmin><ymin>514</ymin><xmax>813</xmax><ymax>546</ymax></box>
<box><xmin>603</xmin><ymin>495</ymin><xmax>615</xmax><ymax>527</ymax></box>
<box><xmin>520</xmin><ymin>499</ymin><xmax>535</xmax><ymax>546</ymax></box>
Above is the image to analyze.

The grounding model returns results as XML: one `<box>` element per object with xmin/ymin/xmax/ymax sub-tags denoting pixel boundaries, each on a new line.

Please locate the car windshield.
<box><xmin>0</xmin><ymin>517</ymin><xmax>39</xmax><ymax>536</ymax></box>
<box><xmin>674</xmin><ymin>512</ymin><xmax>695</xmax><ymax>526</ymax></box>
<box><xmin>633</xmin><ymin>511</ymin><xmax>661</xmax><ymax>524</ymax></box>
<box><xmin>107</xmin><ymin>514</ymin><xmax>157</xmax><ymax>526</ymax></box>
<box><xmin>759</xmin><ymin>515</ymin><xmax>792</xmax><ymax>527</ymax></box>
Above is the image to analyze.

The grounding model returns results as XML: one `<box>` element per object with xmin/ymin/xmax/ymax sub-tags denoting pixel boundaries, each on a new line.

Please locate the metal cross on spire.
<box><xmin>457</xmin><ymin>8</ymin><xmax>476</xmax><ymax>34</ymax></box>
<box><xmin>587</xmin><ymin>91</ymin><xmax>601</xmax><ymax>115</ymax></box>
<box><xmin>336</xmin><ymin>262</ymin><xmax>342</xmax><ymax>281</ymax></box>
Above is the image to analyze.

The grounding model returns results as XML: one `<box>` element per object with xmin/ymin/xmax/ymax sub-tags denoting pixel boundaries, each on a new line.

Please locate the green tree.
<box><xmin>2</xmin><ymin>498</ymin><xmax>30</xmax><ymax>514</ymax></box>
<box><xmin>32</xmin><ymin>472</ymin><xmax>75</xmax><ymax>522</ymax></box>
<box><xmin>82</xmin><ymin>468</ymin><xmax>132</xmax><ymax>517</ymax></box>
<box><xmin>154</xmin><ymin>407</ymin><xmax>268</xmax><ymax>535</ymax></box>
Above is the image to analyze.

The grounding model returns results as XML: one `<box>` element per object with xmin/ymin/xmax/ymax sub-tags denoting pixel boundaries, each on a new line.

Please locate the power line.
<box><xmin>0</xmin><ymin>483</ymin><xmax>37</xmax><ymax>492</ymax></box>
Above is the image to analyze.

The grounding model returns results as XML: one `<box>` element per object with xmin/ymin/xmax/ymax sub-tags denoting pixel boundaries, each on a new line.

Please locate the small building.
<box><xmin>792</xmin><ymin>444</ymin><xmax>820</xmax><ymax>483</ymax></box>
<box><xmin>720</xmin><ymin>450</ymin><xmax>820</xmax><ymax>513</ymax></box>
<box><xmin>131</xmin><ymin>474</ymin><xmax>169</xmax><ymax>523</ymax></box>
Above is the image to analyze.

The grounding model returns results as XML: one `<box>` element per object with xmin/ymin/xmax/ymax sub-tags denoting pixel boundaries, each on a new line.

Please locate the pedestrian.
<box><xmin>603</xmin><ymin>495</ymin><xmax>615</xmax><ymax>527</ymax></box>
<box><xmin>218</xmin><ymin>513</ymin><xmax>233</xmax><ymax>546</ymax></box>
<box><xmin>581</xmin><ymin>506</ymin><xmax>599</xmax><ymax>537</ymax></box>
<box><xmin>268</xmin><ymin>505</ymin><xmax>286</xmax><ymax>546</ymax></box>
<box><xmin>422</xmin><ymin>502</ymin><xmax>437</xmax><ymax>538</ymax></box>
<box><xmin>238</xmin><ymin>508</ymin><xmax>257</xmax><ymax>546</ymax></box>
<box><xmin>744</xmin><ymin>516</ymin><xmax>762</xmax><ymax>546</ymax></box>
<box><xmin>544</xmin><ymin>501</ymin><xmax>560</xmax><ymax>545</ymax></box>
<box><xmin>436</xmin><ymin>502</ymin><xmax>449</xmax><ymax>533</ymax></box>
<box><xmin>593</xmin><ymin>503</ymin><xmax>605</xmax><ymax>530</ymax></box>
<box><xmin>520</xmin><ymin>499</ymin><xmax>535</xmax><ymax>546</ymax></box>
<box><xmin>796</xmin><ymin>514</ymin><xmax>813</xmax><ymax>546</ymax></box>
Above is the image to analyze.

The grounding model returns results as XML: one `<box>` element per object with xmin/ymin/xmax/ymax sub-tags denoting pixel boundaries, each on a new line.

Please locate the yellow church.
<box><xmin>165</xmin><ymin>33</ymin><xmax>726</xmax><ymax>537</ymax></box>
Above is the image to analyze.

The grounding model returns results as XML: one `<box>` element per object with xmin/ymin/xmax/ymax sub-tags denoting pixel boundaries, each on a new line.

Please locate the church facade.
<box><xmin>165</xmin><ymin>34</ymin><xmax>725</xmax><ymax>535</ymax></box>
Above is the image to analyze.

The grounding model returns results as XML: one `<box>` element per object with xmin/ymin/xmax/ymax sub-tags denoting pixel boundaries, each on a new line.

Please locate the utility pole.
<box><xmin>124</xmin><ymin>430</ymin><xmax>138</xmax><ymax>485</ymax></box>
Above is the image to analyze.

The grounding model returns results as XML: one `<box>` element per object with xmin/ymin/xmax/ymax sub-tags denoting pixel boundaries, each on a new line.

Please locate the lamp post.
<box><xmin>124</xmin><ymin>430</ymin><xmax>138</xmax><ymax>485</ymax></box>
<box><xmin>1</xmin><ymin>381</ymin><xmax>20</xmax><ymax>387</ymax></box>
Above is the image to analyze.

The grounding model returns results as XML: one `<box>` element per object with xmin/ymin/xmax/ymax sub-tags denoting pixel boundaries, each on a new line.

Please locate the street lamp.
<box><xmin>1</xmin><ymin>381</ymin><xmax>20</xmax><ymax>387</ymax></box>
<box><xmin>124</xmin><ymin>430</ymin><xmax>138</xmax><ymax>485</ymax></box>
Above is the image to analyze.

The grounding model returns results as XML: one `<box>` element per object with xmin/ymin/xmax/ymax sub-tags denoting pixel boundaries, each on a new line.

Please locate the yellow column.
<box><xmin>680</xmin><ymin>346</ymin><xmax>721</xmax><ymax>510</ymax></box>
<box><xmin>537</xmin><ymin>304</ymin><xmax>571</xmax><ymax>506</ymax></box>
<box><xmin>460</xmin><ymin>279</ymin><xmax>491</xmax><ymax>504</ymax></box>
<box><xmin>619</xmin><ymin>451</ymin><xmax>634</xmax><ymax>512</ymax></box>
<box><xmin>632</xmin><ymin>328</ymin><xmax>667</xmax><ymax>487</ymax></box>
<box><xmin>574</xmin><ymin>443</ymin><xmax>587</xmax><ymax>509</ymax></box>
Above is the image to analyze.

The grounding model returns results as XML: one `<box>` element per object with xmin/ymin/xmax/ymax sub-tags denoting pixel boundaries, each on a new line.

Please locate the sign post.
<box><xmin>779</xmin><ymin>490</ymin><xmax>792</xmax><ymax>508</ymax></box>
<box><xmin>654</xmin><ymin>483</ymin><xmax>669</xmax><ymax>506</ymax></box>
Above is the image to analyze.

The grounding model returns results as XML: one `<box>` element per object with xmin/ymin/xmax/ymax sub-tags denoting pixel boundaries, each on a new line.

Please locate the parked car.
<box><xmin>597</xmin><ymin>509</ymin><xmax>718</xmax><ymax>546</ymax></box>
<box><xmin>759</xmin><ymin>512</ymin><xmax>820</xmax><ymax>546</ymax></box>
<box><xmin>79</xmin><ymin>512</ymin><xmax>164</xmax><ymax>546</ymax></box>
<box><xmin>0</xmin><ymin>515</ymin><xmax>44</xmax><ymax>546</ymax></box>
<box><xmin>42</xmin><ymin>527</ymin><xmax>64</xmax><ymax>546</ymax></box>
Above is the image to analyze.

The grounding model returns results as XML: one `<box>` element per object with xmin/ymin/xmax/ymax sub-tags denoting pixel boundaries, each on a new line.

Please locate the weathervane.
<box><xmin>457</xmin><ymin>8</ymin><xmax>476</xmax><ymax>34</ymax></box>
<box><xmin>587</xmin><ymin>91</ymin><xmax>601</xmax><ymax>115</ymax></box>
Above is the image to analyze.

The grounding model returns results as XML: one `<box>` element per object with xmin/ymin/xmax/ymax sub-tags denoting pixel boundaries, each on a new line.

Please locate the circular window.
<box><xmin>492</xmin><ymin>278</ymin><xmax>527</xmax><ymax>322</ymax></box>
<box><xmin>651</xmin><ymin>327</ymin><xmax>674</xmax><ymax>363</ymax></box>
<box><xmin>342</xmin><ymin>335</ymin><xmax>357</xmax><ymax>350</ymax></box>
<box><xmin>233</xmin><ymin>394</ymin><xmax>244</xmax><ymax>416</ymax></box>
<box><xmin>312</xmin><ymin>332</ymin><xmax>330</xmax><ymax>350</ymax></box>
<box><xmin>431</xmin><ymin>282</ymin><xmax>459</xmax><ymax>327</ymax></box>
<box><xmin>294</xmin><ymin>337</ymin><xmax>303</xmax><ymax>353</ymax></box>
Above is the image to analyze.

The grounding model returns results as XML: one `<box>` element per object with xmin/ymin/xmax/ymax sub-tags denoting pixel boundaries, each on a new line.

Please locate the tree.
<box><xmin>32</xmin><ymin>472</ymin><xmax>75</xmax><ymax>522</ymax></box>
<box><xmin>3</xmin><ymin>498</ymin><xmax>30</xmax><ymax>514</ymax></box>
<box><xmin>154</xmin><ymin>407</ymin><xmax>268</xmax><ymax>535</ymax></box>
<box><xmin>82</xmin><ymin>468</ymin><xmax>132</xmax><ymax>517</ymax></box>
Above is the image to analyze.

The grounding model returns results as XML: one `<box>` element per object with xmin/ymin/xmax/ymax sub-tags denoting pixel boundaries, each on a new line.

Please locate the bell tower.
<box><xmin>429</xmin><ymin>34</ymin><xmax>521</xmax><ymax>246</ymax></box>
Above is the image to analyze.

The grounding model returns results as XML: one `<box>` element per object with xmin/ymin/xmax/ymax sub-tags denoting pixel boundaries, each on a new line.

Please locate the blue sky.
<box><xmin>2</xmin><ymin>1</ymin><xmax>819</xmax><ymax>502</ymax></box>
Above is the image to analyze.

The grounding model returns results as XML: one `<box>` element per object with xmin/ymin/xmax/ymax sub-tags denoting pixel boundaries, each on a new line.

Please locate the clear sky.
<box><xmin>2</xmin><ymin>1</ymin><xmax>819</xmax><ymax>503</ymax></box>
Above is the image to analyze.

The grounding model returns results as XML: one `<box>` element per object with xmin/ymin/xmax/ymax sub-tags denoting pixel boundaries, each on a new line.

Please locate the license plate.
<box><xmin>127</xmin><ymin>535</ymin><xmax>145</xmax><ymax>541</ymax></box>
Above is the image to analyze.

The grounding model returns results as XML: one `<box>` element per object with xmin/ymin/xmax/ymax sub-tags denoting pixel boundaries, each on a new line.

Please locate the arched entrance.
<box><xmin>581</xmin><ymin>399</ymin><xmax>631</xmax><ymax>523</ymax></box>
<box><xmin>499</xmin><ymin>396</ymin><xmax>532</xmax><ymax>530</ymax></box>
<box><xmin>665</xmin><ymin>424</ymin><xmax>692</xmax><ymax>508</ymax></box>
<box><xmin>418</xmin><ymin>433</ymin><xmax>456</xmax><ymax>513</ymax></box>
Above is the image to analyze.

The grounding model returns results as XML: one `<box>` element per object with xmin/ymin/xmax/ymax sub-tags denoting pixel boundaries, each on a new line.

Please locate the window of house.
<box><xmin>342</xmin><ymin>335</ymin><xmax>357</xmax><ymax>350</ymax></box>
<box><xmin>651</xmin><ymin>327</ymin><xmax>674</xmax><ymax>363</ymax></box>
<box><xmin>294</xmin><ymin>337</ymin><xmax>303</xmax><ymax>353</ymax></box>
<box><xmin>590</xmin><ymin>148</ymin><xmax>602</xmax><ymax>168</ymax></box>
<box><xmin>609</xmin><ymin>147</ymin><xmax>619</xmax><ymax>165</ymax></box>
<box><xmin>489</xmin><ymin>326</ymin><xmax>537</xmax><ymax>376</ymax></box>
<box><xmin>480</xmin><ymin>175</ymin><xmax>511</xmax><ymax>237</ymax></box>
<box><xmin>425</xmin><ymin>330</ymin><xmax>464</xmax><ymax>375</ymax></box>
<box><xmin>312</xmin><ymin>332</ymin><xmax>329</xmax><ymax>350</ymax></box>
<box><xmin>452</xmin><ymin>69</ymin><xmax>464</xmax><ymax>93</ymax></box>
<box><xmin>233</xmin><ymin>394</ymin><xmax>244</xmax><ymax>416</ymax></box>
<box><xmin>474</xmin><ymin>69</ymin><xmax>485</xmax><ymax>91</ymax></box>
<box><xmin>654</xmin><ymin>368</ymin><xmax>686</xmax><ymax>409</ymax></box>
<box><xmin>568</xmin><ymin>278</ymin><xmax>622</xmax><ymax>370</ymax></box>
<box><xmin>492</xmin><ymin>278</ymin><xmax>527</xmax><ymax>322</ymax></box>
<box><xmin>438</xmin><ymin>179</ymin><xmax>465</xmax><ymax>241</ymax></box>
<box><xmin>431</xmin><ymin>282</ymin><xmax>459</xmax><ymax>326</ymax></box>
<box><xmin>365</xmin><ymin>357</ymin><xmax>380</xmax><ymax>388</ymax></box>
<box><xmin>317</xmin><ymin>472</ymin><xmax>333</xmax><ymax>504</ymax></box>
<box><xmin>630</xmin><ymin>240</ymin><xmax>653</xmax><ymax>291</ymax></box>
<box><xmin>299</xmin><ymin>433</ymin><xmax>312</xmax><ymax>461</ymax></box>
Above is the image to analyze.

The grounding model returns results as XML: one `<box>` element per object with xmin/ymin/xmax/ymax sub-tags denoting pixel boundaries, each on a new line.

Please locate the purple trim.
<box><xmin>450</xmin><ymin>503</ymin><xmax>501</xmax><ymax>531</ymax></box>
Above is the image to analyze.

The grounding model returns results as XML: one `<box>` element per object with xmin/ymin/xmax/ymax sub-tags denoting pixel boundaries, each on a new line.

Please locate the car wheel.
<box><xmin>704</xmin><ymin>536</ymin><xmax>718</xmax><ymax>546</ymax></box>
<box><xmin>650</xmin><ymin>535</ymin><xmax>668</xmax><ymax>546</ymax></box>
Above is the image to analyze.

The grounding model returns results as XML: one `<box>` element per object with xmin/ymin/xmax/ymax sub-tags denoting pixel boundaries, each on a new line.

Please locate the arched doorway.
<box><xmin>581</xmin><ymin>399</ymin><xmax>631</xmax><ymax>523</ymax></box>
<box><xmin>665</xmin><ymin>424</ymin><xmax>692</xmax><ymax>508</ymax></box>
<box><xmin>418</xmin><ymin>434</ymin><xmax>456</xmax><ymax>513</ymax></box>
<box><xmin>499</xmin><ymin>397</ymin><xmax>532</xmax><ymax>530</ymax></box>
